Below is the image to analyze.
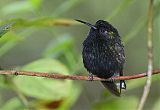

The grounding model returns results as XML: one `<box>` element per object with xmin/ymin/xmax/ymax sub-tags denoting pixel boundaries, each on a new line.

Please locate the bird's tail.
<box><xmin>101</xmin><ymin>80</ymin><xmax>126</xmax><ymax>97</ymax></box>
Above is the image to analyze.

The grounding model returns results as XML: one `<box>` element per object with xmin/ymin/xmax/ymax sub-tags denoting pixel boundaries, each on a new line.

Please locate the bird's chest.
<box><xmin>83</xmin><ymin>41</ymin><xmax>115</xmax><ymax>63</ymax></box>
<box><xmin>82</xmin><ymin>40</ymin><xmax>118</xmax><ymax>76</ymax></box>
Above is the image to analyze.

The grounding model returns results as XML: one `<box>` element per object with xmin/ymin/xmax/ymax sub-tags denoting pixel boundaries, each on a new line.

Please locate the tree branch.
<box><xmin>0</xmin><ymin>69</ymin><xmax>159</xmax><ymax>81</ymax></box>
<box><xmin>137</xmin><ymin>0</ymin><xmax>154</xmax><ymax>110</ymax></box>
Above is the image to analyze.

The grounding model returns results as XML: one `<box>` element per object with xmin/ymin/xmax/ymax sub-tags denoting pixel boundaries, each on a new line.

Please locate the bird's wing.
<box><xmin>114</xmin><ymin>42</ymin><xmax>125</xmax><ymax>64</ymax></box>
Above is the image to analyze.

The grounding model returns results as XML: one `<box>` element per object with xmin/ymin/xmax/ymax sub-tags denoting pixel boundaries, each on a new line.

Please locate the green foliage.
<box><xmin>15</xmin><ymin>58</ymin><xmax>71</xmax><ymax>99</ymax></box>
<box><xmin>1</xmin><ymin>98</ymin><xmax>23</xmax><ymax>110</ymax></box>
<box><xmin>94</xmin><ymin>97</ymin><xmax>138</xmax><ymax>110</ymax></box>
<box><xmin>0</xmin><ymin>75</ymin><xmax>8</xmax><ymax>88</ymax></box>
<box><xmin>13</xmin><ymin>58</ymin><xmax>81</xmax><ymax>109</ymax></box>
<box><xmin>106</xmin><ymin>0</ymin><xmax>136</xmax><ymax>21</ymax></box>
<box><xmin>0</xmin><ymin>22</ymin><xmax>15</xmax><ymax>38</ymax></box>
<box><xmin>152</xmin><ymin>98</ymin><xmax>160</xmax><ymax>110</ymax></box>
<box><xmin>44</xmin><ymin>35</ymin><xmax>74</xmax><ymax>58</ymax></box>
<box><xmin>52</xmin><ymin>0</ymin><xmax>83</xmax><ymax>17</ymax></box>
<box><xmin>2</xmin><ymin>0</ymin><xmax>42</xmax><ymax>15</ymax></box>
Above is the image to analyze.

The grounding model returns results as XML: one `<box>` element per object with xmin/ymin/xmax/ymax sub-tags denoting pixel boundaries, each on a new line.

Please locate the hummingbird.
<box><xmin>76</xmin><ymin>19</ymin><xmax>126</xmax><ymax>96</ymax></box>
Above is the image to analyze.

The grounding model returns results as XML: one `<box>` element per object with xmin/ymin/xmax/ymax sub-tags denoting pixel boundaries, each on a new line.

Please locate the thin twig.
<box><xmin>1</xmin><ymin>18</ymin><xmax>79</xmax><ymax>28</ymax></box>
<box><xmin>0</xmin><ymin>69</ymin><xmax>159</xmax><ymax>81</ymax></box>
<box><xmin>137</xmin><ymin>0</ymin><xmax>154</xmax><ymax>110</ymax></box>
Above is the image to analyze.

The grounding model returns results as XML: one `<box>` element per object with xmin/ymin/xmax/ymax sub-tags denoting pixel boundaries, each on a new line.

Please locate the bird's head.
<box><xmin>75</xmin><ymin>19</ymin><xmax>119</xmax><ymax>40</ymax></box>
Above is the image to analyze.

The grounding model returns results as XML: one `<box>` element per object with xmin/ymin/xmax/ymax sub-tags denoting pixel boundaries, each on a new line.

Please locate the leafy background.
<box><xmin>0</xmin><ymin>0</ymin><xmax>160</xmax><ymax>110</ymax></box>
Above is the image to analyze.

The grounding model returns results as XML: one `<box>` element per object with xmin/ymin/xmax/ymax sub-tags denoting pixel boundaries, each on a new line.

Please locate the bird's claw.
<box><xmin>88</xmin><ymin>73</ymin><xmax>93</xmax><ymax>81</ymax></box>
<box><xmin>109</xmin><ymin>77</ymin><xmax>115</xmax><ymax>82</ymax></box>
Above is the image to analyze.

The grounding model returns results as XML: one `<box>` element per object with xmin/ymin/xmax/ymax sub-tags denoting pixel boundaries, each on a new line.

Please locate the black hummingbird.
<box><xmin>76</xmin><ymin>19</ymin><xmax>126</xmax><ymax>96</ymax></box>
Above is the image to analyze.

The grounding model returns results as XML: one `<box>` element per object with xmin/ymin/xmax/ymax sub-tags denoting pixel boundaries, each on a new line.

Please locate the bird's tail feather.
<box><xmin>101</xmin><ymin>80</ymin><xmax>126</xmax><ymax>97</ymax></box>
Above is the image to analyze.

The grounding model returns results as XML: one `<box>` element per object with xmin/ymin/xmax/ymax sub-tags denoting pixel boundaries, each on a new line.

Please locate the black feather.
<box><xmin>77</xmin><ymin>19</ymin><xmax>126</xmax><ymax>96</ymax></box>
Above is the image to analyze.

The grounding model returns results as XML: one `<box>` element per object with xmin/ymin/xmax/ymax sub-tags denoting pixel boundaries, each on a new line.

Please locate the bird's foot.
<box><xmin>88</xmin><ymin>73</ymin><xmax>93</xmax><ymax>81</ymax></box>
<box><xmin>14</xmin><ymin>71</ymin><xmax>18</xmax><ymax>76</ymax></box>
<box><xmin>109</xmin><ymin>77</ymin><xmax>115</xmax><ymax>82</ymax></box>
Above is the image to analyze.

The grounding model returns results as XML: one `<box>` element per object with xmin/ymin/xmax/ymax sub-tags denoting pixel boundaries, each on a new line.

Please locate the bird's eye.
<box><xmin>104</xmin><ymin>30</ymin><xmax>108</xmax><ymax>34</ymax></box>
<box><xmin>100</xmin><ymin>29</ymin><xmax>108</xmax><ymax>35</ymax></box>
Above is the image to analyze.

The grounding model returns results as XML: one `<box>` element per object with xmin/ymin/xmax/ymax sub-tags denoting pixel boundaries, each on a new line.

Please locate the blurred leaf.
<box><xmin>43</xmin><ymin>35</ymin><xmax>80</xmax><ymax>72</ymax></box>
<box><xmin>123</xmin><ymin>17</ymin><xmax>146</xmax><ymax>45</ymax></box>
<box><xmin>106</xmin><ymin>0</ymin><xmax>136</xmax><ymax>21</ymax></box>
<box><xmin>93</xmin><ymin>97</ymin><xmax>138</xmax><ymax>110</ymax></box>
<box><xmin>127</xmin><ymin>78</ymin><xmax>146</xmax><ymax>90</ymax></box>
<box><xmin>29</xmin><ymin>0</ymin><xmax>43</xmax><ymax>8</ymax></box>
<box><xmin>1</xmin><ymin>98</ymin><xmax>24</xmax><ymax>110</ymax></box>
<box><xmin>60</xmin><ymin>83</ymin><xmax>81</xmax><ymax>110</ymax></box>
<box><xmin>35</xmin><ymin>83</ymin><xmax>81</xmax><ymax>110</ymax></box>
<box><xmin>0</xmin><ymin>32</ymin><xmax>21</xmax><ymax>43</ymax></box>
<box><xmin>0</xmin><ymin>27</ymin><xmax>38</xmax><ymax>57</ymax></box>
<box><xmin>64</xmin><ymin>51</ymin><xmax>80</xmax><ymax>72</ymax></box>
<box><xmin>127</xmin><ymin>75</ymin><xmax>158</xmax><ymax>90</ymax></box>
<box><xmin>0</xmin><ymin>65</ymin><xmax>16</xmax><ymax>89</ymax></box>
<box><xmin>0</xmin><ymin>40</ymin><xmax>17</xmax><ymax>57</ymax></box>
<box><xmin>2</xmin><ymin>1</ymin><xmax>37</xmax><ymax>14</ymax></box>
<box><xmin>123</xmin><ymin>1</ymin><xmax>160</xmax><ymax>45</ymax></box>
<box><xmin>0</xmin><ymin>22</ymin><xmax>15</xmax><ymax>38</ymax></box>
<box><xmin>1</xmin><ymin>18</ymin><xmax>78</xmax><ymax>28</ymax></box>
<box><xmin>0</xmin><ymin>24</ymin><xmax>18</xmax><ymax>57</ymax></box>
<box><xmin>14</xmin><ymin>58</ymin><xmax>71</xmax><ymax>100</ymax></box>
<box><xmin>152</xmin><ymin>98</ymin><xmax>160</xmax><ymax>110</ymax></box>
<box><xmin>22</xmin><ymin>58</ymin><xmax>69</xmax><ymax>73</ymax></box>
<box><xmin>52</xmin><ymin>0</ymin><xmax>84</xmax><ymax>17</ymax></box>
<box><xmin>44</xmin><ymin>35</ymin><xmax>74</xmax><ymax>57</ymax></box>
<box><xmin>28</xmin><ymin>18</ymin><xmax>78</xmax><ymax>27</ymax></box>
<box><xmin>154</xmin><ymin>0</ymin><xmax>160</xmax><ymax>17</ymax></box>
<box><xmin>0</xmin><ymin>76</ymin><xmax>7</xmax><ymax>88</ymax></box>
<box><xmin>14</xmin><ymin>58</ymin><xmax>81</xmax><ymax>109</ymax></box>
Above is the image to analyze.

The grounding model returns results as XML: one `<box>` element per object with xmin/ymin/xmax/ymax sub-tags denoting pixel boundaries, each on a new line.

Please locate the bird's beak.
<box><xmin>75</xmin><ymin>19</ymin><xmax>97</xmax><ymax>30</ymax></box>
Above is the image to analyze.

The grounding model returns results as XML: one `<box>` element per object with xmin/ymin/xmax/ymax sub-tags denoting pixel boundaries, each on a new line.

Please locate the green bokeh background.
<box><xmin>0</xmin><ymin>0</ymin><xmax>160</xmax><ymax>110</ymax></box>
